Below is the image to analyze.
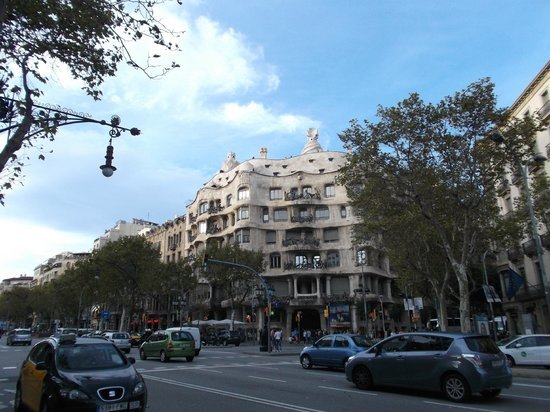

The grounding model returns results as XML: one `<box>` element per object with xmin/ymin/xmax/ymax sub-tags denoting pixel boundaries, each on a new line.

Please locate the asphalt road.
<box><xmin>1</xmin><ymin>339</ymin><xmax>550</xmax><ymax>411</ymax></box>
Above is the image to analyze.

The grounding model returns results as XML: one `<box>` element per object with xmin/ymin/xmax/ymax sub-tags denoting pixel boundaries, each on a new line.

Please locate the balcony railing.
<box><xmin>285</xmin><ymin>191</ymin><xmax>321</xmax><ymax>201</ymax></box>
<box><xmin>283</xmin><ymin>261</ymin><xmax>327</xmax><ymax>271</ymax></box>
<box><xmin>538</xmin><ymin>100</ymin><xmax>550</xmax><ymax>120</ymax></box>
<box><xmin>282</xmin><ymin>238</ymin><xmax>320</xmax><ymax>248</ymax></box>
<box><xmin>290</xmin><ymin>214</ymin><xmax>314</xmax><ymax>223</ymax></box>
<box><xmin>208</xmin><ymin>205</ymin><xmax>224</xmax><ymax>214</ymax></box>
<box><xmin>522</xmin><ymin>239</ymin><xmax>536</xmax><ymax>257</ymax></box>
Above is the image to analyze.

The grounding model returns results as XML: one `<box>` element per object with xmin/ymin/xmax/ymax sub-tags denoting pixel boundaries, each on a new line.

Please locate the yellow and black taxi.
<box><xmin>14</xmin><ymin>334</ymin><xmax>147</xmax><ymax>412</ymax></box>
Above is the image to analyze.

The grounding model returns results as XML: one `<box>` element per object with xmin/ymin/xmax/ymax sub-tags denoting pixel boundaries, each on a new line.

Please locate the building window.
<box><xmin>199</xmin><ymin>221</ymin><xmax>207</xmax><ymax>234</ymax></box>
<box><xmin>270</xmin><ymin>253</ymin><xmax>281</xmax><ymax>268</ymax></box>
<box><xmin>295</xmin><ymin>255</ymin><xmax>307</xmax><ymax>268</ymax></box>
<box><xmin>238</xmin><ymin>187</ymin><xmax>249</xmax><ymax>200</ymax></box>
<box><xmin>315</xmin><ymin>206</ymin><xmax>330</xmax><ymax>220</ymax></box>
<box><xmin>270</xmin><ymin>188</ymin><xmax>283</xmax><ymax>200</ymax></box>
<box><xmin>325</xmin><ymin>184</ymin><xmax>335</xmax><ymax>197</ymax></box>
<box><xmin>237</xmin><ymin>206</ymin><xmax>249</xmax><ymax>220</ymax></box>
<box><xmin>274</xmin><ymin>208</ymin><xmax>288</xmax><ymax>221</ymax></box>
<box><xmin>302</xmin><ymin>186</ymin><xmax>312</xmax><ymax>195</ymax></box>
<box><xmin>236</xmin><ymin>229</ymin><xmax>250</xmax><ymax>244</ymax></box>
<box><xmin>327</xmin><ymin>252</ymin><xmax>340</xmax><ymax>267</ymax></box>
<box><xmin>262</xmin><ymin>207</ymin><xmax>269</xmax><ymax>223</ymax></box>
<box><xmin>340</xmin><ymin>206</ymin><xmax>347</xmax><ymax>218</ymax></box>
<box><xmin>199</xmin><ymin>202</ymin><xmax>208</xmax><ymax>214</ymax></box>
<box><xmin>266</xmin><ymin>231</ymin><xmax>276</xmax><ymax>244</ymax></box>
<box><xmin>226</xmin><ymin>194</ymin><xmax>232</xmax><ymax>207</ymax></box>
<box><xmin>323</xmin><ymin>228</ymin><xmax>339</xmax><ymax>242</ymax></box>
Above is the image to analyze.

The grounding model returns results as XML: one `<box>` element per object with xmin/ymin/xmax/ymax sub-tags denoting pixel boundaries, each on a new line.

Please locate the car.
<box><xmin>300</xmin><ymin>334</ymin><xmax>372</xmax><ymax>369</ymax></box>
<box><xmin>167</xmin><ymin>327</ymin><xmax>202</xmax><ymax>356</ymax></box>
<box><xmin>201</xmin><ymin>331</ymin><xmax>220</xmax><ymax>346</ymax></box>
<box><xmin>103</xmin><ymin>332</ymin><xmax>132</xmax><ymax>354</ymax></box>
<box><xmin>498</xmin><ymin>334</ymin><xmax>550</xmax><ymax>368</ymax></box>
<box><xmin>6</xmin><ymin>329</ymin><xmax>32</xmax><ymax>346</ymax></box>
<box><xmin>344</xmin><ymin>332</ymin><xmax>512</xmax><ymax>403</ymax></box>
<box><xmin>217</xmin><ymin>330</ymin><xmax>241</xmax><ymax>346</ymax></box>
<box><xmin>14</xmin><ymin>333</ymin><xmax>147</xmax><ymax>412</ymax></box>
<box><xmin>129</xmin><ymin>332</ymin><xmax>142</xmax><ymax>347</ymax></box>
<box><xmin>139</xmin><ymin>329</ymin><xmax>195</xmax><ymax>362</ymax></box>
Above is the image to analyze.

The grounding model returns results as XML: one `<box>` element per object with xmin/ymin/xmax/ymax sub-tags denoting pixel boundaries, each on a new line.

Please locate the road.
<box><xmin>1</xmin><ymin>339</ymin><xmax>550</xmax><ymax>411</ymax></box>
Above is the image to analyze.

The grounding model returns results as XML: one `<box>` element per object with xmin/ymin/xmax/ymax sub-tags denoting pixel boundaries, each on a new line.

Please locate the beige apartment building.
<box><xmin>147</xmin><ymin>129</ymin><xmax>396</xmax><ymax>338</ymax></box>
<box><xmin>33</xmin><ymin>252</ymin><xmax>91</xmax><ymax>286</ymax></box>
<box><xmin>495</xmin><ymin>60</ymin><xmax>550</xmax><ymax>334</ymax></box>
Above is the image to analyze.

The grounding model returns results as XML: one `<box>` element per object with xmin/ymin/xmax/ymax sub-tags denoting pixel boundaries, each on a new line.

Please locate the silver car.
<box><xmin>6</xmin><ymin>329</ymin><xmax>32</xmax><ymax>346</ymax></box>
<box><xmin>498</xmin><ymin>334</ymin><xmax>550</xmax><ymax>368</ymax></box>
<box><xmin>345</xmin><ymin>332</ymin><xmax>512</xmax><ymax>403</ymax></box>
<box><xmin>103</xmin><ymin>332</ymin><xmax>132</xmax><ymax>353</ymax></box>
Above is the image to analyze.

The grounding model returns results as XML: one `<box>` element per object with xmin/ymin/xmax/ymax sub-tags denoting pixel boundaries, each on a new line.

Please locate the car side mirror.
<box><xmin>127</xmin><ymin>357</ymin><xmax>136</xmax><ymax>364</ymax></box>
<box><xmin>35</xmin><ymin>361</ymin><xmax>48</xmax><ymax>371</ymax></box>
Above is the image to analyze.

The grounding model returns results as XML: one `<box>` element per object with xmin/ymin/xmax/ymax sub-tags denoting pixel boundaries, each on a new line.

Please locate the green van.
<box><xmin>139</xmin><ymin>330</ymin><xmax>195</xmax><ymax>362</ymax></box>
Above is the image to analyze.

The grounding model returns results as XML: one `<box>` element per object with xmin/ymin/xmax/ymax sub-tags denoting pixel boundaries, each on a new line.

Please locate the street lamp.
<box><xmin>358</xmin><ymin>249</ymin><xmax>369</xmax><ymax>335</ymax></box>
<box><xmin>490</xmin><ymin>131</ymin><xmax>550</xmax><ymax>324</ymax></box>
<box><xmin>0</xmin><ymin>98</ymin><xmax>140</xmax><ymax>177</ymax></box>
<box><xmin>379</xmin><ymin>295</ymin><xmax>386</xmax><ymax>338</ymax></box>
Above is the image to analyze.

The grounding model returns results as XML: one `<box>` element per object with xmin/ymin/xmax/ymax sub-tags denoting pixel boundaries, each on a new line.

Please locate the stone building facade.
<box><xmin>495</xmin><ymin>60</ymin><xmax>550</xmax><ymax>334</ymax></box>
<box><xmin>147</xmin><ymin>129</ymin><xmax>396</xmax><ymax>338</ymax></box>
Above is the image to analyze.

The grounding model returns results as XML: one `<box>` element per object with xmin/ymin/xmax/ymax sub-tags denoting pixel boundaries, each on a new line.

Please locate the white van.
<box><xmin>167</xmin><ymin>326</ymin><xmax>201</xmax><ymax>356</ymax></box>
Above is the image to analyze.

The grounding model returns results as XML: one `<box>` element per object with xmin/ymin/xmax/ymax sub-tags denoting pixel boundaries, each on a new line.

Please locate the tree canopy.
<box><xmin>338</xmin><ymin>78</ymin><xmax>541</xmax><ymax>332</ymax></box>
<box><xmin>0</xmin><ymin>0</ymin><xmax>182</xmax><ymax>204</ymax></box>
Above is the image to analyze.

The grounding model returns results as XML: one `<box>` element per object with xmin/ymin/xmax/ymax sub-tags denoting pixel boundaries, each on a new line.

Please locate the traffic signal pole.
<box><xmin>202</xmin><ymin>257</ymin><xmax>272</xmax><ymax>353</ymax></box>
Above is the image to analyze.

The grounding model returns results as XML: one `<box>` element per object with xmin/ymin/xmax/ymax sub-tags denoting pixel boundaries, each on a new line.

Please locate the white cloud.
<box><xmin>0</xmin><ymin>218</ymin><xmax>94</xmax><ymax>277</ymax></box>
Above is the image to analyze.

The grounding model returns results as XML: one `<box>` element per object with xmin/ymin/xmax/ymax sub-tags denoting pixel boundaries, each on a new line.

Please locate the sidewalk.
<box><xmin>230</xmin><ymin>343</ymin><xmax>550</xmax><ymax>381</ymax></box>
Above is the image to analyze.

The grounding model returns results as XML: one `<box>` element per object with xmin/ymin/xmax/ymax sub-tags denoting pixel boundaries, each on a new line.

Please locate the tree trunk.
<box><xmin>119</xmin><ymin>306</ymin><xmax>127</xmax><ymax>332</ymax></box>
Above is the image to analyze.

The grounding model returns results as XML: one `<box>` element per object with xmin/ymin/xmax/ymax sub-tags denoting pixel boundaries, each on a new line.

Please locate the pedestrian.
<box><xmin>274</xmin><ymin>328</ymin><xmax>283</xmax><ymax>351</ymax></box>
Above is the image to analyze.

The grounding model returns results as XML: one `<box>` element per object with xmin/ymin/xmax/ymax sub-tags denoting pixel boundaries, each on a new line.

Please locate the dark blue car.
<box><xmin>300</xmin><ymin>334</ymin><xmax>372</xmax><ymax>369</ymax></box>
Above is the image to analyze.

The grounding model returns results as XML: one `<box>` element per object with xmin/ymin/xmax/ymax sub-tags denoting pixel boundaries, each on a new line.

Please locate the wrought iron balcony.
<box><xmin>283</xmin><ymin>260</ymin><xmax>327</xmax><ymax>271</ymax></box>
<box><xmin>290</xmin><ymin>214</ymin><xmax>314</xmax><ymax>223</ymax></box>
<box><xmin>282</xmin><ymin>238</ymin><xmax>320</xmax><ymax>248</ymax></box>
<box><xmin>285</xmin><ymin>191</ymin><xmax>321</xmax><ymax>201</ymax></box>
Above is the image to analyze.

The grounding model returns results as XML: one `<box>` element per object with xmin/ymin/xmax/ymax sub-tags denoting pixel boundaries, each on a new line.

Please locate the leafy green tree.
<box><xmin>200</xmin><ymin>243</ymin><xmax>265</xmax><ymax>329</ymax></box>
<box><xmin>89</xmin><ymin>235</ymin><xmax>163</xmax><ymax>331</ymax></box>
<box><xmin>0</xmin><ymin>286</ymin><xmax>32</xmax><ymax>327</ymax></box>
<box><xmin>338</xmin><ymin>79</ymin><xmax>540</xmax><ymax>332</ymax></box>
<box><xmin>0</xmin><ymin>0</ymin><xmax>182</xmax><ymax>204</ymax></box>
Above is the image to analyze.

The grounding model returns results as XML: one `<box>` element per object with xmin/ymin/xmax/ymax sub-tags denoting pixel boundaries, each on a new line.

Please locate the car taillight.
<box><xmin>168</xmin><ymin>342</ymin><xmax>174</xmax><ymax>349</ymax></box>
<box><xmin>462</xmin><ymin>354</ymin><xmax>484</xmax><ymax>368</ymax></box>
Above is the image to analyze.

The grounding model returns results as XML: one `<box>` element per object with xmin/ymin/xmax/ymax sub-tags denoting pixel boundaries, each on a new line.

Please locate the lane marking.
<box><xmin>502</xmin><ymin>394</ymin><xmax>550</xmax><ymax>401</ymax></box>
<box><xmin>424</xmin><ymin>401</ymin><xmax>503</xmax><ymax>411</ymax></box>
<box><xmin>513</xmin><ymin>382</ymin><xmax>550</xmax><ymax>389</ymax></box>
<box><xmin>318</xmin><ymin>386</ymin><xmax>377</xmax><ymax>396</ymax></box>
<box><xmin>143</xmin><ymin>374</ymin><xmax>326</xmax><ymax>412</ymax></box>
<box><xmin>248</xmin><ymin>376</ymin><xmax>286</xmax><ymax>383</ymax></box>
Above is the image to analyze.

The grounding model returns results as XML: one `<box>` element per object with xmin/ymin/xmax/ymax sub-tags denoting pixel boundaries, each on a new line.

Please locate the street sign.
<box><xmin>101</xmin><ymin>311</ymin><xmax>110</xmax><ymax>320</ymax></box>
<box><xmin>482</xmin><ymin>285</ymin><xmax>502</xmax><ymax>303</ymax></box>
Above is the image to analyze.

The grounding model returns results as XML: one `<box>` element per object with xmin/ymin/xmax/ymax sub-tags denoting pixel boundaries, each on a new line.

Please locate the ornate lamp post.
<box><xmin>1</xmin><ymin>97</ymin><xmax>140</xmax><ymax>177</ymax></box>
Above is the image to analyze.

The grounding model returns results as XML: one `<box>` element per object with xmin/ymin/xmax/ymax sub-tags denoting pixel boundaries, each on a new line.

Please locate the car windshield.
<box><xmin>464</xmin><ymin>336</ymin><xmax>500</xmax><ymax>354</ymax></box>
<box><xmin>16</xmin><ymin>330</ymin><xmax>31</xmax><ymax>335</ymax></box>
<box><xmin>351</xmin><ymin>335</ymin><xmax>371</xmax><ymax>347</ymax></box>
<box><xmin>57</xmin><ymin>343</ymin><xmax>128</xmax><ymax>371</ymax></box>
<box><xmin>497</xmin><ymin>336</ymin><xmax>518</xmax><ymax>346</ymax></box>
<box><xmin>112</xmin><ymin>333</ymin><xmax>128</xmax><ymax>339</ymax></box>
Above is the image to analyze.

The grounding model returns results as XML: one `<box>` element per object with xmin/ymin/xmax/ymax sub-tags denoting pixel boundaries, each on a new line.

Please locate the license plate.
<box><xmin>491</xmin><ymin>359</ymin><xmax>504</xmax><ymax>367</ymax></box>
<box><xmin>97</xmin><ymin>402</ymin><xmax>131</xmax><ymax>412</ymax></box>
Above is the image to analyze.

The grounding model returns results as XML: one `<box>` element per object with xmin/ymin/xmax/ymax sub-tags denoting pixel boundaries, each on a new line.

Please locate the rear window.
<box><xmin>112</xmin><ymin>333</ymin><xmax>129</xmax><ymax>339</ymax></box>
<box><xmin>171</xmin><ymin>331</ymin><xmax>192</xmax><ymax>341</ymax></box>
<box><xmin>464</xmin><ymin>336</ymin><xmax>500</xmax><ymax>354</ymax></box>
<box><xmin>351</xmin><ymin>335</ymin><xmax>371</xmax><ymax>347</ymax></box>
<box><xmin>16</xmin><ymin>330</ymin><xmax>31</xmax><ymax>335</ymax></box>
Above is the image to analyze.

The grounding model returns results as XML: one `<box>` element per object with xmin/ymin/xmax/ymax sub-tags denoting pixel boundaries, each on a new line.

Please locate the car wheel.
<box><xmin>300</xmin><ymin>355</ymin><xmax>312</xmax><ymax>369</ymax></box>
<box><xmin>352</xmin><ymin>366</ymin><xmax>373</xmax><ymax>390</ymax></box>
<box><xmin>160</xmin><ymin>351</ymin><xmax>168</xmax><ymax>363</ymax></box>
<box><xmin>139</xmin><ymin>349</ymin><xmax>147</xmax><ymax>360</ymax></box>
<box><xmin>442</xmin><ymin>373</ymin><xmax>471</xmax><ymax>403</ymax></box>
<box><xmin>40</xmin><ymin>398</ymin><xmax>50</xmax><ymax>412</ymax></box>
<box><xmin>506</xmin><ymin>355</ymin><xmax>516</xmax><ymax>367</ymax></box>
<box><xmin>481</xmin><ymin>389</ymin><xmax>501</xmax><ymax>399</ymax></box>
<box><xmin>14</xmin><ymin>384</ymin><xmax>24</xmax><ymax>412</ymax></box>
<box><xmin>186</xmin><ymin>356</ymin><xmax>194</xmax><ymax>362</ymax></box>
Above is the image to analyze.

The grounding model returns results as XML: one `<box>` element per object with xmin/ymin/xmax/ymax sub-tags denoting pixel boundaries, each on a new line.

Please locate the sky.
<box><xmin>1</xmin><ymin>0</ymin><xmax>549</xmax><ymax>280</ymax></box>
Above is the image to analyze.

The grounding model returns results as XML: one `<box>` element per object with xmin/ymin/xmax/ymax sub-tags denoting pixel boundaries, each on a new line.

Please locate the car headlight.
<box><xmin>133</xmin><ymin>382</ymin><xmax>146</xmax><ymax>395</ymax></box>
<box><xmin>59</xmin><ymin>388</ymin><xmax>90</xmax><ymax>400</ymax></box>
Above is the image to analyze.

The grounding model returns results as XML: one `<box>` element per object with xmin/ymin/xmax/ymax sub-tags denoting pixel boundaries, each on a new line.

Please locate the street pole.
<box><xmin>482</xmin><ymin>250</ymin><xmax>498</xmax><ymax>341</ymax></box>
<box><xmin>379</xmin><ymin>295</ymin><xmax>385</xmax><ymax>338</ymax></box>
<box><xmin>361</xmin><ymin>265</ymin><xmax>368</xmax><ymax>335</ymax></box>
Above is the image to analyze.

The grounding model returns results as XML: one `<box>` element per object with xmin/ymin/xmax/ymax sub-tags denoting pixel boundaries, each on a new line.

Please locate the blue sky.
<box><xmin>1</xmin><ymin>0</ymin><xmax>549</xmax><ymax>280</ymax></box>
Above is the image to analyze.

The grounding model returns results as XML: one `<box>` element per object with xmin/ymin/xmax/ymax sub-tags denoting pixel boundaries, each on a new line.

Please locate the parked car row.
<box><xmin>201</xmin><ymin>329</ymin><xmax>241</xmax><ymax>346</ymax></box>
<box><xmin>301</xmin><ymin>332</ymin><xmax>516</xmax><ymax>403</ymax></box>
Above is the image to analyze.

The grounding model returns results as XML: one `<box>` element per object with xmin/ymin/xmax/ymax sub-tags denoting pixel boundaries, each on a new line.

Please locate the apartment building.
<box><xmin>33</xmin><ymin>252</ymin><xmax>91</xmax><ymax>286</ymax></box>
<box><xmin>148</xmin><ymin>129</ymin><xmax>396</xmax><ymax>337</ymax></box>
<box><xmin>0</xmin><ymin>275</ymin><xmax>33</xmax><ymax>293</ymax></box>
<box><xmin>495</xmin><ymin>60</ymin><xmax>550</xmax><ymax>334</ymax></box>
<box><xmin>93</xmin><ymin>218</ymin><xmax>159</xmax><ymax>250</ymax></box>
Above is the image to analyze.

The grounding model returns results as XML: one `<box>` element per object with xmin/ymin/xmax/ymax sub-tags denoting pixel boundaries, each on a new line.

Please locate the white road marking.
<box><xmin>424</xmin><ymin>401</ymin><xmax>503</xmax><ymax>411</ymax></box>
<box><xmin>318</xmin><ymin>385</ymin><xmax>377</xmax><ymax>396</ymax></box>
<box><xmin>248</xmin><ymin>375</ymin><xmax>286</xmax><ymax>383</ymax></box>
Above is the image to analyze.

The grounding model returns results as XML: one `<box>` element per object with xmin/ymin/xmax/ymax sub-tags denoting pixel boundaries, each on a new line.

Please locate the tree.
<box><xmin>0</xmin><ymin>0</ymin><xmax>182</xmax><ymax>204</ymax></box>
<box><xmin>156</xmin><ymin>259</ymin><xmax>197</xmax><ymax>325</ymax></box>
<box><xmin>200</xmin><ymin>243</ymin><xmax>265</xmax><ymax>329</ymax></box>
<box><xmin>0</xmin><ymin>286</ymin><xmax>32</xmax><ymax>327</ymax></box>
<box><xmin>88</xmin><ymin>235</ymin><xmax>163</xmax><ymax>332</ymax></box>
<box><xmin>338</xmin><ymin>79</ymin><xmax>539</xmax><ymax>332</ymax></box>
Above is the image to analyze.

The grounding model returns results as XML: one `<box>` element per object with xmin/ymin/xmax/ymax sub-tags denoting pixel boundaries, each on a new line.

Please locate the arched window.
<box><xmin>237</xmin><ymin>187</ymin><xmax>249</xmax><ymax>200</ymax></box>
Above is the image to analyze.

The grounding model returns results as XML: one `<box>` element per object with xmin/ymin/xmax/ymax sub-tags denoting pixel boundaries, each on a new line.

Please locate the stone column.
<box><xmin>326</xmin><ymin>276</ymin><xmax>332</xmax><ymax>296</ymax></box>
